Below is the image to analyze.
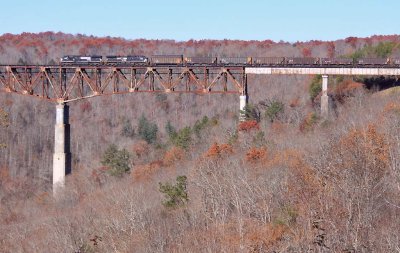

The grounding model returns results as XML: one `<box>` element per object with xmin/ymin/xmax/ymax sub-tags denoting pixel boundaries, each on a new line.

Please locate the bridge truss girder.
<box><xmin>0</xmin><ymin>66</ymin><xmax>247</xmax><ymax>102</ymax></box>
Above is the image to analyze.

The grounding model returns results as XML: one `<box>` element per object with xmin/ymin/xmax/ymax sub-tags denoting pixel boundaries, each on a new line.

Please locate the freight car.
<box><xmin>59</xmin><ymin>55</ymin><xmax>399</xmax><ymax>67</ymax></box>
<box><xmin>320</xmin><ymin>58</ymin><xmax>353</xmax><ymax>66</ymax></box>
<box><xmin>185</xmin><ymin>56</ymin><xmax>217</xmax><ymax>65</ymax></box>
<box><xmin>151</xmin><ymin>55</ymin><xmax>183</xmax><ymax>65</ymax></box>
<box><xmin>252</xmin><ymin>57</ymin><xmax>285</xmax><ymax>65</ymax></box>
<box><xmin>356</xmin><ymin>58</ymin><xmax>389</xmax><ymax>65</ymax></box>
<box><xmin>286</xmin><ymin>57</ymin><xmax>319</xmax><ymax>65</ymax></box>
<box><xmin>391</xmin><ymin>58</ymin><xmax>400</xmax><ymax>65</ymax></box>
<box><xmin>219</xmin><ymin>57</ymin><xmax>252</xmax><ymax>65</ymax></box>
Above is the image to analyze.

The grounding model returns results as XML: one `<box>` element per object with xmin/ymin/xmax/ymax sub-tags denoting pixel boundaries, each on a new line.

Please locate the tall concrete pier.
<box><xmin>321</xmin><ymin>75</ymin><xmax>329</xmax><ymax>118</ymax></box>
<box><xmin>239</xmin><ymin>94</ymin><xmax>248</xmax><ymax>121</ymax></box>
<box><xmin>53</xmin><ymin>102</ymin><xmax>67</xmax><ymax>195</ymax></box>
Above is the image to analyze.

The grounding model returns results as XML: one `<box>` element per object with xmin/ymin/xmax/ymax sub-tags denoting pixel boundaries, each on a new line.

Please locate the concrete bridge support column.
<box><xmin>239</xmin><ymin>74</ymin><xmax>248</xmax><ymax>121</ymax></box>
<box><xmin>53</xmin><ymin>102</ymin><xmax>66</xmax><ymax>195</ymax></box>
<box><xmin>321</xmin><ymin>75</ymin><xmax>329</xmax><ymax>118</ymax></box>
<box><xmin>239</xmin><ymin>94</ymin><xmax>248</xmax><ymax>121</ymax></box>
<box><xmin>239</xmin><ymin>95</ymin><xmax>247</xmax><ymax>121</ymax></box>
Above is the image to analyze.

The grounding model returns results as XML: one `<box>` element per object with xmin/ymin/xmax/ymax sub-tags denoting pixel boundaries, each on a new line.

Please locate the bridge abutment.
<box><xmin>321</xmin><ymin>75</ymin><xmax>329</xmax><ymax>118</ymax></box>
<box><xmin>53</xmin><ymin>102</ymin><xmax>69</xmax><ymax>195</ymax></box>
<box><xmin>239</xmin><ymin>95</ymin><xmax>248</xmax><ymax>121</ymax></box>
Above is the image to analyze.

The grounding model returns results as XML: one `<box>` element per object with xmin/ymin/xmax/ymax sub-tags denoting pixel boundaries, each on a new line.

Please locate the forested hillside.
<box><xmin>0</xmin><ymin>32</ymin><xmax>400</xmax><ymax>252</ymax></box>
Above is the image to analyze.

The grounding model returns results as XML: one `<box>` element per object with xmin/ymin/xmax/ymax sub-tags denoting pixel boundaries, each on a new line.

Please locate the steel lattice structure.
<box><xmin>0</xmin><ymin>65</ymin><xmax>247</xmax><ymax>102</ymax></box>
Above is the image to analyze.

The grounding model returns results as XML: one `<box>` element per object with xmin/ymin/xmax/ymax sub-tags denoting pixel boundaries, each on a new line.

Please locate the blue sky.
<box><xmin>1</xmin><ymin>0</ymin><xmax>399</xmax><ymax>42</ymax></box>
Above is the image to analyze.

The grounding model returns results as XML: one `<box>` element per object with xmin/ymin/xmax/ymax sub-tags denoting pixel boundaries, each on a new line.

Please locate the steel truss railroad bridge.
<box><xmin>0</xmin><ymin>65</ymin><xmax>247</xmax><ymax>102</ymax></box>
<box><xmin>1</xmin><ymin>63</ymin><xmax>399</xmax><ymax>195</ymax></box>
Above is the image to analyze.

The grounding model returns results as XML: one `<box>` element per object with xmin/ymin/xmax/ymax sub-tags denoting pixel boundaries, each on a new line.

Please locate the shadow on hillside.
<box><xmin>360</xmin><ymin>76</ymin><xmax>400</xmax><ymax>91</ymax></box>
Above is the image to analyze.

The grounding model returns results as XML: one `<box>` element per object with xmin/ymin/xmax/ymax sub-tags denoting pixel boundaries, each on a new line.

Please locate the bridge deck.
<box><xmin>245</xmin><ymin>67</ymin><xmax>400</xmax><ymax>75</ymax></box>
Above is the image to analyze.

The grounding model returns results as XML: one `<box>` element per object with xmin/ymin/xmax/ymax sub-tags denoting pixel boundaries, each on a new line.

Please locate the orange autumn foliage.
<box><xmin>238</xmin><ymin>120</ymin><xmax>259</xmax><ymax>131</ymax></box>
<box><xmin>244</xmin><ymin>221</ymin><xmax>288</xmax><ymax>250</ymax></box>
<box><xmin>163</xmin><ymin>146</ymin><xmax>185</xmax><ymax>166</ymax></box>
<box><xmin>301</xmin><ymin>47</ymin><xmax>312</xmax><ymax>57</ymax></box>
<box><xmin>383</xmin><ymin>101</ymin><xmax>400</xmax><ymax>115</ymax></box>
<box><xmin>299</xmin><ymin>112</ymin><xmax>317</xmax><ymax>133</ymax></box>
<box><xmin>338</xmin><ymin>124</ymin><xmax>389</xmax><ymax>171</ymax></box>
<box><xmin>132</xmin><ymin>160</ymin><xmax>164</xmax><ymax>182</ymax></box>
<box><xmin>270</xmin><ymin>121</ymin><xmax>286</xmax><ymax>135</ymax></box>
<box><xmin>245</xmin><ymin>147</ymin><xmax>267</xmax><ymax>163</ymax></box>
<box><xmin>180</xmin><ymin>219</ymin><xmax>288</xmax><ymax>251</ymax></box>
<box><xmin>132</xmin><ymin>141</ymin><xmax>150</xmax><ymax>158</ymax></box>
<box><xmin>267</xmin><ymin>149</ymin><xmax>320</xmax><ymax>201</ymax></box>
<box><xmin>332</xmin><ymin>80</ymin><xmax>364</xmax><ymax>103</ymax></box>
<box><xmin>205</xmin><ymin>142</ymin><xmax>233</xmax><ymax>158</ymax></box>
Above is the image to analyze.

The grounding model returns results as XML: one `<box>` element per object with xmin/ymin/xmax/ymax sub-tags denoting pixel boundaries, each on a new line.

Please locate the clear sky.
<box><xmin>1</xmin><ymin>0</ymin><xmax>399</xmax><ymax>42</ymax></box>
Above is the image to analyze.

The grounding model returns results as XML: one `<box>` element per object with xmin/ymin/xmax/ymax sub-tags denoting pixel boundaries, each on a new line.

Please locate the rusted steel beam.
<box><xmin>0</xmin><ymin>65</ymin><xmax>244</xmax><ymax>102</ymax></box>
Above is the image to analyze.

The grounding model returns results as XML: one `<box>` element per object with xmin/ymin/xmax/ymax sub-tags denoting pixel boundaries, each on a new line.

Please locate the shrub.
<box><xmin>163</xmin><ymin>146</ymin><xmax>185</xmax><ymax>166</ymax></box>
<box><xmin>0</xmin><ymin>108</ymin><xmax>9</xmax><ymax>148</ymax></box>
<box><xmin>101</xmin><ymin>144</ymin><xmax>131</xmax><ymax>177</ymax></box>
<box><xmin>210</xmin><ymin>116</ymin><xmax>219</xmax><ymax>126</ymax></box>
<box><xmin>253</xmin><ymin>131</ymin><xmax>266</xmax><ymax>146</ymax></box>
<box><xmin>165</xmin><ymin>121</ymin><xmax>177</xmax><ymax>139</ymax></box>
<box><xmin>240</xmin><ymin>104</ymin><xmax>260</xmax><ymax>121</ymax></box>
<box><xmin>227</xmin><ymin>129</ymin><xmax>238</xmax><ymax>145</ymax></box>
<box><xmin>132</xmin><ymin>160</ymin><xmax>164</xmax><ymax>182</ymax></box>
<box><xmin>265</xmin><ymin>100</ymin><xmax>285</xmax><ymax>122</ymax></box>
<box><xmin>245</xmin><ymin>147</ymin><xmax>267</xmax><ymax>163</ymax></box>
<box><xmin>138</xmin><ymin>114</ymin><xmax>158</xmax><ymax>144</ymax></box>
<box><xmin>374</xmin><ymin>41</ymin><xmax>396</xmax><ymax>58</ymax></box>
<box><xmin>172</xmin><ymin>127</ymin><xmax>192</xmax><ymax>150</ymax></box>
<box><xmin>309</xmin><ymin>75</ymin><xmax>322</xmax><ymax>101</ymax></box>
<box><xmin>338</xmin><ymin>124</ymin><xmax>389</xmax><ymax>174</ymax></box>
<box><xmin>0</xmin><ymin>108</ymin><xmax>9</xmax><ymax>127</ymax></box>
<box><xmin>205</xmin><ymin>142</ymin><xmax>233</xmax><ymax>158</ymax></box>
<box><xmin>121</xmin><ymin>119</ymin><xmax>135</xmax><ymax>138</ymax></box>
<box><xmin>238</xmin><ymin>120</ymin><xmax>259</xmax><ymax>132</ymax></box>
<box><xmin>155</xmin><ymin>93</ymin><xmax>169</xmax><ymax>111</ymax></box>
<box><xmin>132</xmin><ymin>140</ymin><xmax>149</xmax><ymax>158</ymax></box>
<box><xmin>347</xmin><ymin>41</ymin><xmax>396</xmax><ymax>60</ymax></box>
<box><xmin>299</xmin><ymin>112</ymin><xmax>318</xmax><ymax>132</ymax></box>
<box><xmin>159</xmin><ymin>175</ymin><xmax>188</xmax><ymax>208</ymax></box>
<box><xmin>193</xmin><ymin>116</ymin><xmax>209</xmax><ymax>138</ymax></box>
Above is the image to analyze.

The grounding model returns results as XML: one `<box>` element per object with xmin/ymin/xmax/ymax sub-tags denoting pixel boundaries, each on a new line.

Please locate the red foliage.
<box><xmin>163</xmin><ymin>146</ymin><xmax>184</xmax><ymax>166</ymax></box>
<box><xmin>132</xmin><ymin>160</ymin><xmax>165</xmax><ymax>182</ymax></box>
<box><xmin>345</xmin><ymin>36</ymin><xmax>358</xmax><ymax>47</ymax></box>
<box><xmin>238</xmin><ymin>120</ymin><xmax>259</xmax><ymax>131</ymax></box>
<box><xmin>309</xmin><ymin>40</ymin><xmax>323</xmax><ymax>46</ymax></box>
<box><xmin>245</xmin><ymin>147</ymin><xmax>267</xmax><ymax>163</ymax></box>
<box><xmin>301</xmin><ymin>47</ymin><xmax>312</xmax><ymax>57</ymax></box>
<box><xmin>205</xmin><ymin>142</ymin><xmax>233</xmax><ymax>158</ymax></box>
<box><xmin>326</xmin><ymin>42</ymin><xmax>335</xmax><ymax>57</ymax></box>
<box><xmin>331</xmin><ymin>80</ymin><xmax>364</xmax><ymax>103</ymax></box>
<box><xmin>132</xmin><ymin>141</ymin><xmax>150</xmax><ymax>158</ymax></box>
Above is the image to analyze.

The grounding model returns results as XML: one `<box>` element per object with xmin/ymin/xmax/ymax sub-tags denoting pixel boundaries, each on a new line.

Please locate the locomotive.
<box><xmin>60</xmin><ymin>55</ymin><xmax>102</xmax><ymax>64</ymax></box>
<box><xmin>60</xmin><ymin>55</ymin><xmax>148</xmax><ymax>65</ymax></box>
<box><xmin>60</xmin><ymin>55</ymin><xmax>400</xmax><ymax>67</ymax></box>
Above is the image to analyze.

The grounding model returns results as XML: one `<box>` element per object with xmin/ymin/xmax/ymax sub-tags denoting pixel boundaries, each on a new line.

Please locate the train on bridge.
<box><xmin>59</xmin><ymin>55</ymin><xmax>400</xmax><ymax>67</ymax></box>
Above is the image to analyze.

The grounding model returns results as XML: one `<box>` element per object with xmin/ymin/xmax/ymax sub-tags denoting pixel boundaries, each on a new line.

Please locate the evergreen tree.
<box><xmin>159</xmin><ymin>176</ymin><xmax>188</xmax><ymax>208</ymax></box>
<box><xmin>101</xmin><ymin>144</ymin><xmax>131</xmax><ymax>177</ymax></box>
<box><xmin>138</xmin><ymin>114</ymin><xmax>158</xmax><ymax>144</ymax></box>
